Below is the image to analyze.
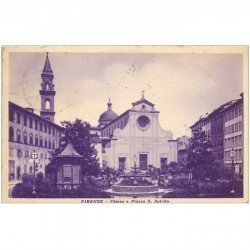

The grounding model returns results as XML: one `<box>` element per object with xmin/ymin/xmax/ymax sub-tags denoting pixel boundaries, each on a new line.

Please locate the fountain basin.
<box><xmin>112</xmin><ymin>184</ymin><xmax>158</xmax><ymax>193</ymax></box>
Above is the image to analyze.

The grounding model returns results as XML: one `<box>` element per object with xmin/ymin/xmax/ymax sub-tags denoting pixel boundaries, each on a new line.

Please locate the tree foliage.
<box><xmin>186</xmin><ymin>129</ymin><xmax>215</xmax><ymax>180</ymax></box>
<box><xmin>55</xmin><ymin>119</ymin><xmax>100</xmax><ymax>176</ymax></box>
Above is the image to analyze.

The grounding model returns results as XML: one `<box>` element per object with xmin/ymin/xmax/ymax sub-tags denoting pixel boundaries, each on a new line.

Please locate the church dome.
<box><xmin>98</xmin><ymin>99</ymin><xmax>118</xmax><ymax>126</ymax></box>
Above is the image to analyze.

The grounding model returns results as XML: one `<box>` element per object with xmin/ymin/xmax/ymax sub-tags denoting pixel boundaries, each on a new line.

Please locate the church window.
<box><xmin>137</xmin><ymin>115</ymin><xmax>150</xmax><ymax>130</ymax></box>
<box><xmin>45</xmin><ymin>99</ymin><xmax>51</xmax><ymax>110</ymax></box>
<box><xmin>160</xmin><ymin>158</ymin><xmax>168</xmax><ymax>168</ymax></box>
<box><xmin>46</xmin><ymin>83</ymin><xmax>50</xmax><ymax>90</ymax></box>
<box><xmin>9</xmin><ymin>127</ymin><xmax>14</xmax><ymax>141</ymax></box>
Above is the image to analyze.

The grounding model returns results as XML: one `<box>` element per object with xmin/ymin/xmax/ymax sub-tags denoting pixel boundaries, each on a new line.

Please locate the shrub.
<box><xmin>12</xmin><ymin>182</ymin><xmax>33</xmax><ymax>198</ymax></box>
<box><xmin>77</xmin><ymin>176</ymin><xmax>109</xmax><ymax>198</ymax></box>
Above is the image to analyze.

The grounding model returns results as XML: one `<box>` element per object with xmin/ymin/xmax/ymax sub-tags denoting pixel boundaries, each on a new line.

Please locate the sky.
<box><xmin>9</xmin><ymin>52</ymin><xmax>243</xmax><ymax>138</ymax></box>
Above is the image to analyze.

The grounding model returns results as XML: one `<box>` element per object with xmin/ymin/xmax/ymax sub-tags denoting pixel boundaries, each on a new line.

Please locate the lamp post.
<box><xmin>229</xmin><ymin>148</ymin><xmax>236</xmax><ymax>194</ymax></box>
<box><xmin>30</xmin><ymin>150</ymin><xmax>39</xmax><ymax>197</ymax></box>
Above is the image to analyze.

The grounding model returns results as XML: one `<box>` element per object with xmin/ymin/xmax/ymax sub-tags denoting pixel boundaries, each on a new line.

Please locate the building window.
<box><xmin>40</xmin><ymin>153</ymin><xmax>43</xmax><ymax>159</ymax></box>
<box><xmin>23</xmin><ymin>131</ymin><xmax>28</xmax><ymax>144</ymax></box>
<box><xmin>45</xmin><ymin>138</ymin><xmax>47</xmax><ymax>148</ymax></box>
<box><xmin>9</xmin><ymin>160</ymin><xmax>15</xmax><ymax>181</ymax></box>
<box><xmin>29</xmin><ymin>118</ymin><xmax>33</xmax><ymax>128</ymax></box>
<box><xmin>29</xmin><ymin>166</ymin><xmax>33</xmax><ymax>174</ymax></box>
<box><xmin>231</xmin><ymin>124</ymin><xmax>234</xmax><ymax>133</ymax></box>
<box><xmin>24</xmin><ymin>165</ymin><xmax>27</xmax><ymax>173</ymax></box>
<box><xmin>48</xmin><ymin>126</ymin><xmax>51</xmax><ymax>134</ymax></box>
<box><xmin>52</xmin><ymin>128</ymin><xmax>55</xmax><ymax>135</ymax></box>
<box><xmin>239</xmin><ymin>135</ymin><xmax>242</xmax><ymax>146</ymax></box>
<box><xmin>52</xmin><ymin>140</ymin><xmax>55</xmax><ymax>149</ymax></box>
<box><xmin>30</xmin><ymin>133</ymin><xmax>33</xmax><ymax>145</ymax></box>
<box><xmin>17</xmin><ymin>129</ymin><xmax>21</xmax><ymax>143</ymax></box>
<box><xmin>44</xmin><ymin>124</ymin><xmax>47</xmax><ymax>133</ymax></box>
<box><xmin>49</xmin><ymin>139</ymin><xmax>51</xmax><ymax>148</ymax></box>
<box><xmin>25</xmin><ymin>150</ymin><xmax>29</xmax><ymax>158</ymax></box>
<box><xmin>235</xmin><ymin>107</ymin><xmax>239</xmax><ymax>117</ymax></box>
<box><xmin>40</xmin><ymin>122</ymin><xmax>43</xmax><ymax>132</ymax></box>
<box><xmin>235</xmin><ymin>122</ymin><xmax>239</xmax><ymax>132</ymax></box>
<box><xmin>16</xmin><ymin>112</ymin><xmax>21</xmax><ymax>123</ymax></box>
<box><xmin>235</xmin><ymin>136</ymin><xmax>239</xmax><ymax>147</ymax></box>
<box><xmin>40</xmin><ymin>136</ymin><xmax>43</xmax><ymax>147</ymax></box>
<box><xmin>239</xmin><ymin>105</ymin><xmax>243</xmax><ymax>115</ymax></box>
<box><xmin>9</xmin><ymin>109</ymin><xmax>14</xmax><ymax>122</ymax></box>
<box><xmin>17</xmin><ymin>149</ymin><xmax>22</xmax><ymax>157</ymax></box>
<box><xmin>231</xmin><ymin>137</ymin><xmax>235</xmax><ymax>147</ymax></box>
<box><xmin>9</xmin><ymin>127</ymin><xmax>14</xmax><ymax>141</ymax></box>
<box><xmin>24</xmin><ymin>115</ymin><xmax>27</xmax><ymax>126</ymax></box>
<box><xmin>239</xmin><ymin>121</ymin><xmax>242</xmax><ymax>131</ymax></box>
<box><xmin>35</xmin><ymin>120</ymin><xmax>38</xmax><ymax>130</ymax></box>
<box><xmin>16</xmin><ymin>167</ymin><xmax>21</xmax><ymax>180</ymax></box>
<box><xmin>9</xmin><ymin>148</ymin><xmax>13</xmax><ymax>157</ymax></box>
<box><xmin>35</xmin><ymin>134</ymin><xmax>38</xmax><ymax>146</ymax></box>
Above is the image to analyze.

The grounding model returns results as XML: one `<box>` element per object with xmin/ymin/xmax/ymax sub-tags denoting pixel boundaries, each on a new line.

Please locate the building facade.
<box><xmin>8</xmin><ymin>54</ymin><xmax>64</xmax><ymax>190</ymax></box>
<box><xmin>190</xmin><ymin>94</ymin><xmax>244</xmax><ymax>177</ymax></box>
<box><xmin>224</xmin><ymin>95</ymin><xmax>243</xmax><ymax>177</ymax></box>
<box><xmin>176</xmin><ymin>136</ymin><xmax>190</xmax><ymax>165</ymax></box>
<box><xmin>97</xmin><ymin>93</ymin><xmax>178</xmax><ymax>171</ymax></box>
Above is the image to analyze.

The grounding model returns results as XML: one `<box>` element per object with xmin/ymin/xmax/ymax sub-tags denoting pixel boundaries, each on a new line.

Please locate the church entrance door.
<box><xmin>139</xmin><ymin>154</ymin><xmax>148</xmax><ymax>170</ymax></box>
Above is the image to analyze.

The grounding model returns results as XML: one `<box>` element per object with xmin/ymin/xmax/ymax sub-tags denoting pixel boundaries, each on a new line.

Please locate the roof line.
<box><xmin>9</xmin><ymin>101</ymin><xmax>63</xmax><ymax>130</ymax></box>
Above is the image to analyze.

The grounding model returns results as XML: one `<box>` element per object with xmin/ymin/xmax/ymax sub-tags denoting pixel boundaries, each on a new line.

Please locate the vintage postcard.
<box><xmin>1</xmin><ymin>46</ymin><xmax>248</xmax><ymax>203</ymax></box>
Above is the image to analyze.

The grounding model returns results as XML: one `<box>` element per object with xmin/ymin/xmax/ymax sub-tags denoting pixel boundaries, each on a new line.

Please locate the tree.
<box><xmin>186</xmin><ymin>129</ymin><xmax>215</xmax><ymax>180</ymax></box>
<box><xmin>55</xmin><ymin>119</ymin><xmax>100</xmax><ymax>177</ymax></box>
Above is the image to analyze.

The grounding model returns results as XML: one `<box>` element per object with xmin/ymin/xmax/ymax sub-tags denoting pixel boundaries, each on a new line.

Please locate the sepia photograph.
<box><xmin>1</xmin><ymin>46</ymin><xmax>248</xmax><ymax>203</ymax></box>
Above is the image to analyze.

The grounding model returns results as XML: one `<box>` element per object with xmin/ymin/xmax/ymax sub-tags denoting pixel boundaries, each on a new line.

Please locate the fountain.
<box><xmin>106</xmin><ymin>158</ymin><xmax>170</xmax><ymax>198</ymax></box>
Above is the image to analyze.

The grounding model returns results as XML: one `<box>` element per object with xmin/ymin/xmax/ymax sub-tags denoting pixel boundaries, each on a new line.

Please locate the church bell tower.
<box><xmin>40</xmin><ymin>52</ymin><xmax>56</xmax><ymax>122</ymax></box>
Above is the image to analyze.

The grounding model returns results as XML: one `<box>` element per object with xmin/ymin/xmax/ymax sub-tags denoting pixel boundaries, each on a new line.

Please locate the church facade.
<box><xmin>96</xmin><ymin>93</ymin><xmax>177</xmax><ymax>171</ymax></box>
